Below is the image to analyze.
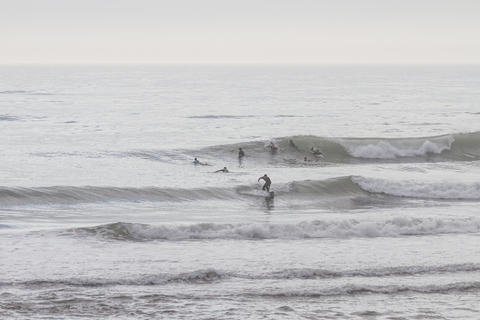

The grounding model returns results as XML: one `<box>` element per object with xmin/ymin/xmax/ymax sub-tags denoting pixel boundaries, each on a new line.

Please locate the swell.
<box><xmin>0</xmin><ymin>185</ymin><xmax>236</xmax><ymax>206</ymax></box>
<box><xmin>0</xmin><ymin>90</ymin><xmax>54</xmax><ymax>95</ymax></box>
<box><xmin>4</xmin><ymin>264</ymin><xmax>480</xmax><ymax>287</ymax></box>
<box><xmin>2</xmin><ymin>175</ymin><xmax>480</xmax><ymax>206</ymax></box>
<box><xmin>251</xmin><ymin>282</ymin><xmax>480</xmax><ymax>297</ymax></box>
<box><xmin>0</xmin><ymin>114</ymin><xmax>21</xmax><ymax>122</ymax></box>
<box><xmin>196</xmin><ymin>131</ymin><xmax>480</xmax><ymax>164</ymax></box>
<box><xmin>32</xmin><ymin>132</ymin><xmax>480</xmax><ymax>165</ymax></box>
<box><xmin>63</xmin><ymin>217</ymin><xmax>480</xmax><ymax>241</ymax></box>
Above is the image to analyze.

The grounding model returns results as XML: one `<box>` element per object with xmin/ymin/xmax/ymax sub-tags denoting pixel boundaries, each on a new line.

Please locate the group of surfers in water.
<box><xmin>192</xmin><ymin>140</ymin><xmax>324</xmax><ymax>193</ymax></box>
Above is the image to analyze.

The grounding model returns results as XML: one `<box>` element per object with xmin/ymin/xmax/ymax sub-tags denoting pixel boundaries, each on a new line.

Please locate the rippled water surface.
<box><xmin>1</xmin><ymin>65</ymin><xmax>480</xmax><ymax>319</ymax></box>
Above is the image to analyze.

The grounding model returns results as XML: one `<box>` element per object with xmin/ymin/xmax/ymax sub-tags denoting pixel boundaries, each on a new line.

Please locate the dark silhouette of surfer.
<box><xmin>258</xmin><ymin>174</ymin><xmax>271</xmax><ymax>192</ymax></box>
<box><xmin>310</xmin><ymin>147</ymin><xmax>324</xmax><ymax>158</ymax></box>
<box><xmin>193</xmin><ymin>157</ymin><xmax>210</xmax><ymax>166</ymax></box>
<box><xmin>268</xmin><ymin>142</ymin><xmax>278</xmax><ymax>154</ymax></box>
<box><xmin>238</xmin><ymin>147</ymin><xmax>245</xmax><ymax>159</ymax></box>
<box><xmin>215</xmin><ymin>167</ymin><xmax>229</xmax><ymax>173</ymax></box>
<box><xmin>289</xmin><ymin>139</ymin><xmax>300</xmax><ymax>151</ymax></box>
<box><xmin>238</xmin><ymin>147</ymin><xmax>245</xmax><ymax>166</ymax></box>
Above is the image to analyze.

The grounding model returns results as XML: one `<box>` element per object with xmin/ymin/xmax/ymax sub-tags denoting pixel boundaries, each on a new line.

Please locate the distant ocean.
<box><xmin>1</xmin><ymin>65</ymin><xmax>480</xmax><ymax>319</ymax></box>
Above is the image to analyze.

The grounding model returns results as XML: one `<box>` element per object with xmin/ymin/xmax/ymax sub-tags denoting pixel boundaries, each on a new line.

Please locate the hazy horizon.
<box><xmin>2</xmin><ymin>0</ymin><xmax>480</xmax><ymax>65</ymax></box>
<box><xmin>2</xmin><ymin>62</ymin><xmax>480</xmax><ymax>66</ymax></box>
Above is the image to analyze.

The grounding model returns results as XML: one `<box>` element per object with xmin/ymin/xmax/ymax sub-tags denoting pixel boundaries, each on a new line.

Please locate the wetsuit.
<box><xmin>258</xmin><ymin>175</ymin><xmax>272</xmax><ymax>192</ymax></box>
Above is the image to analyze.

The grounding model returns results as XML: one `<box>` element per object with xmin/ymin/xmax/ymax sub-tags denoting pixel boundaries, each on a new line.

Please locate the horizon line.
<box><xmin>1</xmin><ymin>62</ymin><xmax>480</xmax><ymax>66</ymax></box>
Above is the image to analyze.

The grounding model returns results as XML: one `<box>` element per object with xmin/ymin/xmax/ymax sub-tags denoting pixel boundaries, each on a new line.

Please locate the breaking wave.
<box><xmin>32</xmin><ymin>132</ymin><xmax>480</xmax><ymax>165</ymax></box>
<box><xmin>64</xmin><ymin>217</ymin><xmax>480</xmax><ymax>241</ymax></box>
<box><xmin>353</xmin><ymin>177</ymin><xmax>480</xmax><ymax>200</ymax></box>
<box><xmin>2</xmin><ymin>175</ymin><xmax>480</xmax><ymax>206</ymax></box>
<box><xmin>197</xmin><ymin>131</ymin><xmax>480</xmax><ymax>163</ymax></box>
<box><xmin>4</xmin><ymin>264</ymin><xmax>480</xmax><ymax>287</ymax></box>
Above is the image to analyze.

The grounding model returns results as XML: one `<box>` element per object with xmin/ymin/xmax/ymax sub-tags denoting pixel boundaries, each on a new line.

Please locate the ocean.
<box><xmin>1</xmin><ymin>64</ymin><xmax>480</xmax><ymax>319</ymax></box>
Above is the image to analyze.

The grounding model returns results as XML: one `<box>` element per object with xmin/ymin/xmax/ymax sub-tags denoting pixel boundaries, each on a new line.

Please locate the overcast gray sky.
<box><xmin>1</xmin><ymin>0</ymin><xmax>479</xmax><ymax>64</ymax></box>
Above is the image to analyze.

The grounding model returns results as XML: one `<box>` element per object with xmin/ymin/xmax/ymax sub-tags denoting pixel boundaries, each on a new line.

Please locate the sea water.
<box><xmin>1</xmin><ymin>65</ymin><xmax>480</xmax><ymax>319</ymax></box>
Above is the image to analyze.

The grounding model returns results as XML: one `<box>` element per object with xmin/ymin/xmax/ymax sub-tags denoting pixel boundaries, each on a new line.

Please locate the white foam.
<box><xmin>342</xmin><ymin>136</ymin><xmax>454</xmax><ymax>159</ymax></box>
<box><xmin>354</xmin><ymin>177</ymin><xmax>480</xmax><ymax>200</ymax></box>
<box><xmin>73</xmin><ymin>217</ymin><xmax>480</xmax><ymax>241</ymax></box>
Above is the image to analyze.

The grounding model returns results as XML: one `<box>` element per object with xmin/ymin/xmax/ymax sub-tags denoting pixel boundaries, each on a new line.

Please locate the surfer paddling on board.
<box><xmin>193</xmin><ymin>157</ymin><xmax>209</xmax><ymax>166</ymax></box>
<box><xmin>258</xmin><ymin>174</ymin><xmax>272</xmax><ymax>192</ymax></box>
<box><xmin>215</xmin><ymin>167</ymin><xmax>229</xmax><ymax>173</ymax></box>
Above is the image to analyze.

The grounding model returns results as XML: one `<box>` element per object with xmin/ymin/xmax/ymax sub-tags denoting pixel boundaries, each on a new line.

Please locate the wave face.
<box><xmin>65</xmin><ymin>217</ymin><xmax>480</xmax><ymax>241</ymax></box>
<box><xmin>354</xmin><ymin>177</ymin><xmax>480</xmax><ymax>200</ymax></box>
<box><xmin>30</xmin><ymin>132</ymin><xmax>480</xmax><ymax>165</ymax></box>
<box><xmin>4</xmin><ymin>264</ymin><xmax>480</xmax><ymax>287</ymax></box>
<box><xmin>199</xmin><ymin>132</ymin><xmax>480</xmax><ymax>164</ymax></box>
<box><xmin>0</xmin><ymin>185</ymin><xmax>236</xmax><ymax>206</ymax></box>
<box><xmin>2</xmin><ymin>176</ymin><xmax>480</xmax><ymax>206</ymax></box>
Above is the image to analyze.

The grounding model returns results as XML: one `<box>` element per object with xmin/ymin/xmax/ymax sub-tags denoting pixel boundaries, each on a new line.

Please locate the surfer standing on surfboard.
<box><xmin>258</xmin><ymin>174</ymin><xmax>272</xmax><ymax>192</ymax></box>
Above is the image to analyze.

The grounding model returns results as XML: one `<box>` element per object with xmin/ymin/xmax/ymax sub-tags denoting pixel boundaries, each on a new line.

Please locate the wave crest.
<box><xmin>354</xmin><ymin>177</ymin><xmax>480</xmax><ymax>200</ymax></box>
<box><xmin>64</xmin><ymin>217</ymin><xmax>480</xmax><ymax>241</ymax></box>
<box><xmin>2</xmin><ymin>176</ymin><xmax>480</xmax><ymax>206</ymax></box>
<box><xmin>198</xmin><ymin>132</ymin><xmax>480</xmax><ymax>163</ymax></box>
<box><xmin>253</xmin><ymin>282</ymin><xmax>480</xmax><ymax>297</ymax></box>
<box><xmin>5</xmin><ymin>264</ymin><xmax>480</xmax><ymax>288</ymax></box>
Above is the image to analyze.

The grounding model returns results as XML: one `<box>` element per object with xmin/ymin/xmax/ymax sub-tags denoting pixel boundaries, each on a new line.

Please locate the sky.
<box><xmin>1</xmin><ymin>0</ymin><xmax>480</xmax><ymax>64</ymax></box>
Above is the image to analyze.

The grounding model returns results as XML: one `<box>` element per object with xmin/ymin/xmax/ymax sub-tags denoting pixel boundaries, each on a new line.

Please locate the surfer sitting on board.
<box><xmin>258</xmin><ymin>174</ymin><xmax>271</xmax><ymax>192</ymax></box>
<box><xmin>215</xmin><ymin>167</ymin><xmax>229</xmax><ymax>173</ymax></box>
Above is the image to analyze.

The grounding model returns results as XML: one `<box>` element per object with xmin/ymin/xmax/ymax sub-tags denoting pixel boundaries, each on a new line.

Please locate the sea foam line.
<box><xmin>353</xmin><ymin>177</ymin><xmax>480</xmax><ymax>200</ymax></box>
<box><xmin>64</xmin><ymin>217</ymin><xmax>480</xmax><ymax>241</ymax></box>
